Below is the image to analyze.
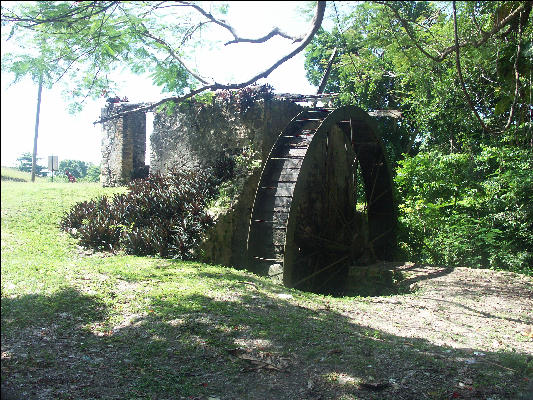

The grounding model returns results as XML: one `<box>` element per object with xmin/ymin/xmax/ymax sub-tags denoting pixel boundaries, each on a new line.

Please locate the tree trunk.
<box><xmin>31</xmin><ymin>74</ymin><xmax>43</xmax><ymax>182</ymax></box>
<box><xmin>316</xmin><ymin>47</ymin><xmax>338</xmax><ymax>95</ymax></box>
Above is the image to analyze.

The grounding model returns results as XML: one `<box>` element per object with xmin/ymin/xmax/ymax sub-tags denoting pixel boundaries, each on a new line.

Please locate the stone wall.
<box><xmin>100</xmin><ymin>97</ymin><xmax>303</xmax><ymax>268</ymax></box>
<box><xmin>101</xmin><ymin>103</ymin><xmax>147</xmax><ymax>186</ymax></box>
<box><xmin>149</xmin><ymin>98</ymin><xmax>303</xmax><ymax>269</ymax></box>
<box><xmin>150</xmin><ymin>99</ymin><xmax>303</xmax><ymax>175</ymax></box>
<box><xmin>198</xmin><ymin>170</ymin><xmax>261</xmax><ymax>268</ymax></box>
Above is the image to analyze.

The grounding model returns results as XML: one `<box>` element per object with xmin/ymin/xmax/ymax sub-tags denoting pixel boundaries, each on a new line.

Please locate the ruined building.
<box><xmin>100</xmin><ymin>94</ymin><xmax>397</xmax><ymax>293</ymax></box>
<box><xmin>101</xmin><ymin>97</ymin><xmax>302</xmax><ymax>186</ymax></box>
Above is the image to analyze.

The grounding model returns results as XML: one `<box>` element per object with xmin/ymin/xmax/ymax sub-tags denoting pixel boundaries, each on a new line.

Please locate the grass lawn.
<box><xmin>1</xmin><ymin>167</ymin><xmax>48</xmax><ymax>183</ymax></box>
<box><xmin>1</xmin><ymin>172</ymin><xmax>532</xmax><ymax>399</ymax></box>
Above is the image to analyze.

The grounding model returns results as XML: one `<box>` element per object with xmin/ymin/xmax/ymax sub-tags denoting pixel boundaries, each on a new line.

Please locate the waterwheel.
<box><xmin>246</xmin><ymin>105</ymin><xmax>396</xmax><ymax>293</ymax></box>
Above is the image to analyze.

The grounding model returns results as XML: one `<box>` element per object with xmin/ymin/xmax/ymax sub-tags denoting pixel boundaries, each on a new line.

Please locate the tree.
<box><xmin>58</xmin><ymin>159</ymin><xmax>89</xmax><ymax>179</ymax></box>
<box><xmin>31</xmin><ymin>72</ymin><xmax>43</xmax><ymax>182</ymax></box>
<box><xmin>304</xmin><ymin>1</ymin><xmax>532</xmax><ymax>154</ymax></box>
<box><xmin>1</xmin><ymin>1</ymin><xmax>326</xmax><ymax>125</ymax></box>
<box><xmin>16</xmin><ymin>152</ymin><xmax>45</xmax><ymax>176</ymax></box>
<box><xmin>3</xmin><ymin>36</ymin><xmax>52</xmax><ymax>182</ymax></box>
<box><xmin>303</xmin><ymin>1</ymin><xmax>532</xmax><ymax>272</ymax></box>
<box><xmin>2</xmin><ymin>2</ymin><xmax>130</xmax><ymax>181</ymax></box>
<box><xmin>86</xmin><ymin>165</ymin><xmax>101</xmax><ymax>182</ymax></box>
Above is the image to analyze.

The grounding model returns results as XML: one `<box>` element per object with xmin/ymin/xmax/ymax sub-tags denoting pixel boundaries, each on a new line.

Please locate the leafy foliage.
<box><xmin>215</xmin><ymin>84</ymin><xmax>274</xmax><ymax>113</ymax></box>
<box><xmin>49</xmin><ymin>160</ymin><xmax>100</xmax><ymax>182</ymax></box>
<box><xmin>395</xmin><ymin>147</ymin><xmax>533</xmax><ymax>274</ymax></box>
<box><xmin>0</xmin><ymin>1</ymin><xmax>247</xmax><ymax>110</ymax></box>
<box><xmin>58</xmin><ymin>159</ymin><xmax>89</xmax><ymax>179</ymax></box>
<box><xmin>61</xmin><ymin>167</ymin><xmax>218</xmax><ymax>259</ymax></box>
<box><xmin>85</xmin><ymin>165</ymin><xmax>101</xmax><ymax>182</ymax></box>
<box><xmin>16</xmin><ymin>152</ymin><xmax>45</xmax><ymax>176</ymax></box>
<box><xmin>306</xmin><ymin>1</ymin><xmax>532</xmax><ymax>153</ymax></box>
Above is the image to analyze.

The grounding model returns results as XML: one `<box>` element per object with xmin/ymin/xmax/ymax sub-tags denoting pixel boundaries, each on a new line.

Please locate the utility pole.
<box><xmin>31</xmin><ymin>73</ymin><xmax>43</xmax><ymax>182</ymax></box>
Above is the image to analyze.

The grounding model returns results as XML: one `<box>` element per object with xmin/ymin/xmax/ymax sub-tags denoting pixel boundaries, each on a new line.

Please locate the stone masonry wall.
<box><xmin>101</xmin><ymin>97</ymin><xmax>303</xmax><ymax>269</ymax></box>
<box><xmin>150</xmin><ymin>98</ymin><xmax>303</xmax><ymax>269</ymax></box>
<box><xmin>101</xmin><ymin>103</ymin><xmax>147</xmax><ymax>186</ymax></box>
<box><xmin>150</xmin><ymin>99</ymin><xmax>303</xmax><ymax>175</ymax></box>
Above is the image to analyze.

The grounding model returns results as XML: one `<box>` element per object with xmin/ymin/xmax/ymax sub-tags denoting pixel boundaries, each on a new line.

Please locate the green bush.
<box><xmin>395</xmin><ymin>146</ymin><xmax>532</xmax><ymax>274</ymax></box>
<box><xmin>60</xmin><ymin>167</ymin><xmax>218</xmax><ymax>259</ymax></box>
<box><xmin>59</xmin><ymin>159</ymin><xmax>89</xmax><ymax>179</ymax></box>
<box><xmin>85</xmin><ymin>165</ymin><xmax>101</xmax><ymax>182</ymax></box>
<box><xmin>50</xmin><ymin>164</ymin><xmax>100</xmax><ymax>182</ymax></box>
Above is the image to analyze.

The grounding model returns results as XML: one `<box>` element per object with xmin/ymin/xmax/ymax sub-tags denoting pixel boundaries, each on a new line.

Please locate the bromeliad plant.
<box><xmin>60</xmin><ymin>167</ymin><xmax>218</xmax><ymax>259</ymax></box>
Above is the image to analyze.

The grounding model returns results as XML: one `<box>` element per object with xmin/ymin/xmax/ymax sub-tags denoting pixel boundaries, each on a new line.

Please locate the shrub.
<box><xmin>59</xmin><ymin>159</ymin><xmax>89</xmax><ymax>179</ymax></box>
<box><xmin>395</xmin><ymin>146</ymin><xmax>532</xmax><ymax>274</ymax></box>
<box><xmin>61</xmin><ymin>167</ymin><xmax>218</xmax><ymax>259</ymax></box>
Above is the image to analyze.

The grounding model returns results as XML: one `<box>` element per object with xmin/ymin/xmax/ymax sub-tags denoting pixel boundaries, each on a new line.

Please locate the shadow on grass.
<box><xmin>1</xmin><ymin>287</ymin><xmax>108</xmax><ymax>329</ymax></box>
<box><xmin>1</xmin><ymin>279</ymin><xmax>532</xmax><ymax>400</ymax></box>
<box><xmin>1</xmin><ymin>288</ymin><xmax>108</xmax><ymax>400</ymax></box>
<box><xmin>395</xmin><ymin>263</ymin><xmax>455</xmax><ymax>288</ymax></box>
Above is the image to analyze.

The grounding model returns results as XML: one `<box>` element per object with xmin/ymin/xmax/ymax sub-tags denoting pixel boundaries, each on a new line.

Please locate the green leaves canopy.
<box><xmin>1</xmin><ymin>1</ymin><xmax>227</xmax><ymax>111</ymax></box>
<box><xmin>305</xmin><ymin>1</ymin><xmax>532</xmax><ymax>152</ymax></box>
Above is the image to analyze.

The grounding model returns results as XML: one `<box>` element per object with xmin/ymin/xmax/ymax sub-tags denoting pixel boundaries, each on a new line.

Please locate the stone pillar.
<box><xmin>101</xmin><ymin>103</ymin><xmax>147</xmax><ymax>186</ymax></box>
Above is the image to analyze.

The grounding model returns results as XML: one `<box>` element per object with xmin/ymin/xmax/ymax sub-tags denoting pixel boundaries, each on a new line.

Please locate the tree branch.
<box><xmin>93</xmin><ymin>1</ymin><xmax>326</xmax><ymax>125</ymax></box>
<box><xmin>452</xmin><ymin>1</ymin><xmax>489</xmax><ymax>134</ymax></box>
<box><xmin>138</xmin><ymin>26</ymin><xmax>211</xmax><ymax>84</ymax></box>
<box><xmin>378</xmin><ymin>1</ymin><xmax>528</xmax><ymax>63</ymax></box>
<box><xmin>177</xmin><ymin>1</ymin><xmax>304</xmax><ymax>45</ymax></box>
<box><xmin>1</xmin><ymin>2</ymin><xmax>119</xmax><ymax>28</ymax></box>
<box><xmin>504</xmin><ymin>9</ymin><xmax>523</xmax><ymax>131</ymax></box>
<box><xmin>317</xmin><ymin>47</ymin><xmax>338</xmax><ymax>95</ymax></box>
<box><xmin>180</xmin><ymin>21</ymin><xmax>209</xmax><ymax>47</ymax></box>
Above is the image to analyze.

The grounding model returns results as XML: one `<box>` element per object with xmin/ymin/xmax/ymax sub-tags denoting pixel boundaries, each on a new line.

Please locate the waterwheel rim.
<box><xmin>247</xmin><ymin>105</ymin><xmax>396</xmax><ymax>293</ymax></box>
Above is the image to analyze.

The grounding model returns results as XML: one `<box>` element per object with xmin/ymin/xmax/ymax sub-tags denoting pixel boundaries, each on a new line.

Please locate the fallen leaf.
<box><xmin>227</xmin><ymin>348</ymin><xmax>287</xmax><ymax>372</ymax></box>
<box><xmin>237</xmin><ymin>281</ymin><xmax>258</xmax><ymax>289</ymax></box>
<box><xmin>521</xmin><ymin>326</ymin><xmax>533</xmax><ymax>338</ymax></box>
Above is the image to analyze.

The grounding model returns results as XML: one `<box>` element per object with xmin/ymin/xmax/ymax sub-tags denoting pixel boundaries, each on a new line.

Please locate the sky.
<box><xmin>0</xmin><ymin>1</ymin><xmax>321</xmax><ymax>168</ymax></box>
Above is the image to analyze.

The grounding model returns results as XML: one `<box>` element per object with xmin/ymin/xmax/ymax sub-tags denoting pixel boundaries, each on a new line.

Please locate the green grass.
<box><xmin>1</xmin><ymin>180</ymin><xmax>125</xmax><ymax>294</ymax></box>
<box><xmin>1</xmin><ymin>179</ymin><xmax>532</xmax><ymax>400</ymax></box>
<box><xmin>1</xmin><ymin>166</ymin><xmax>48</xmax><ymax>182</ymax></box>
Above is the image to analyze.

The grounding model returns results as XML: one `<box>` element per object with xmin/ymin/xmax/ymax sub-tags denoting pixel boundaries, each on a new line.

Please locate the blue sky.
<box><xmin>1</xmin><ymin>2</ymin><xmax>319</xmax><ymax>167</ymax></box>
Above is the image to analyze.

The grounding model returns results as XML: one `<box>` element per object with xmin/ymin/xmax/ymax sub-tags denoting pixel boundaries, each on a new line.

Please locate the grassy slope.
<box><xmin>1</xmin><ymin>167</ymin><xmax>48</xmax><ymax>182</ymax></box>
<box><xmin>1</xmin><ymin>180</ymin><xmax>532</xmax><ymax>400</ymax></box>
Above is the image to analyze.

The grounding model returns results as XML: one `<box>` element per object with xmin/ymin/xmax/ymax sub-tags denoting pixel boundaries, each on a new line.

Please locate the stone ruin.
<box><xmin>100</xmin><ymin>95</ymin><xmax>305</xmax><ymax>267</ymax></box>
<box><xmin>101</xmin><ymin>97</ymin><xmax>305</xmax><ymax>186</ymax></box>
<box><xmin>100</xmin><ymin>94</ymin><xmax>399</xmax><ymax>294</ymax></box>
<box><xmin>101</xmin><ymin>103</ymin><xmax>149</xmax><ymax>186</ymax></box>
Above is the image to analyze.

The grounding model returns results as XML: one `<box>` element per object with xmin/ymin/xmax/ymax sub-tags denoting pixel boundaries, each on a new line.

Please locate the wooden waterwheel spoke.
<box><xmin>368</xmin><ymin>227</ymin><xmax>395</xmax><ymax>245</ymax></box>
<box><xmin>296</xmin><ymin>230</ymin><xmax>351</xmax><ymax>252</ymax></box>
<box><xmin>318</xmin><ymin>178</ymin><xmax>354</xmax><ymax>231</ymax></box>
<box><xmin>366</xmin><ymin>188</ymin><xmax>392</xmax><ymax>209</ymax></box>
